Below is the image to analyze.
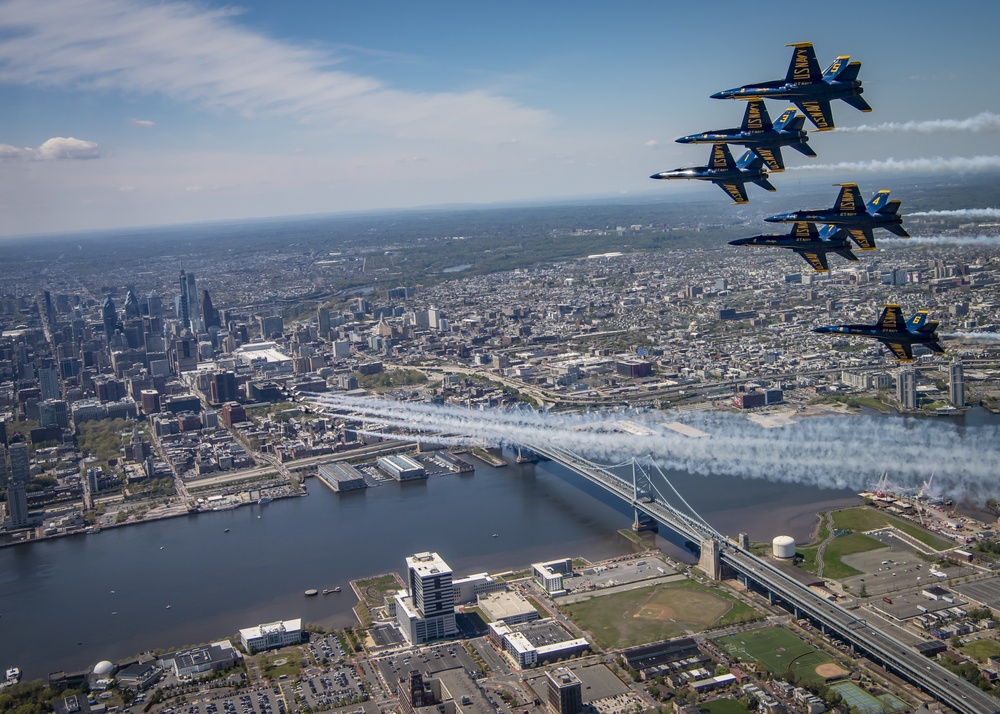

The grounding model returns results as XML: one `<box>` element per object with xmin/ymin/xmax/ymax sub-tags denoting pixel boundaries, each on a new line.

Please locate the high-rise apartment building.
<box><xmin>395</xmin><ymin>552</ymin><xmax>458</xmax><ymax>644</ymax></box>
<box><xmin>6</xmin><ymin>481</ymin><xmax>28</xmax><ymax>528</ymax></box>
<box><xmin>949</xmin><ymin>361</ymin><xmax>965</xmax><ymax>407</ymax></box>
<box><xmin>896</xmin><ymin>369</ymin><xmax>917</xmax><ymax>410</ymax></box>
<box><xmin>8</xmin><ymin>442</ymin><xmax>29</xmax><ymax>484</ymax></box>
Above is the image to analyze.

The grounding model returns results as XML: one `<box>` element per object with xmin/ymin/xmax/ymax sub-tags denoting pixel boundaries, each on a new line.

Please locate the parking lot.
<box><xmin>840</xmin><ymin>530</ymin><xmax>975</xmax><ymax>597</ymax></box>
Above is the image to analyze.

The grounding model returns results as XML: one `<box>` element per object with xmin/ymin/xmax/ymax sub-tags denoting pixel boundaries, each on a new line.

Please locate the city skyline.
<box><xmin>2</xmin><ymin>0</ymin><xmax>1000</xmax><ymax>236</ymax></box>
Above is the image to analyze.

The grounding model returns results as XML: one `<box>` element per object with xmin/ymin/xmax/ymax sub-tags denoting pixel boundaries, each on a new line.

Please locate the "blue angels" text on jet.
<box><xmin>676</xmin><ymin>100</ymin><xmax>815</xmax><ymax>172</ymax></box>
<box><xmin>650</xmin><ymin>143</ymin><xmax>775</xmax><ymax>204</ymax></box>
<box><xmin>711</xmin><ymin>43</ymin><xmax>870</xmax><ymax>131</ymax></box>
<box><xmin>765</xmin><ymin>183</ymin><xmax>909</xmax><ymax>251</ymax></box>
<box><xmin>729</xmin><ymin>221</ymin><xmax>858</xmax><ymax>272</ymax></box>
<box><xmin>813</xmin><ymin>305</ymin><xmax>945</xmax><ymax>362</ymax></box>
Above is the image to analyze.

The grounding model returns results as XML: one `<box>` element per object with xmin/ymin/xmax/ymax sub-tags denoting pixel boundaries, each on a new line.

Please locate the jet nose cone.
<box><xmin>812</xmin><ymin>326</ymin><xmax>832</xmax><ymax>334</ymax></box>
<box><xmin>675</xmin><ymin>135</ymin><xmax>695</xmax><ymax>144</ymax></box>
<box><xmin>764</xmin><ymin>214</ymin><xmax>789</xmax><ymax>223</ymax></box>
<box><xmin>729</xmin><ymin>238</ymin><xmax>750</xmax><ymax>246</ymax></box>
<box><xmin>710</xmin><ymin>90</ymin><xmax>727</xmax><ymax>99</ymax></box>
<box><xmin>650</xmin><ymin>172</ymin><xmax>668</xmax><ymax>180</ymax></box>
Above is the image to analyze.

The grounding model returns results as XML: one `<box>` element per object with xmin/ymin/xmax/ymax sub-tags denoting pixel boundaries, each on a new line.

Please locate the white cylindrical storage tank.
<box><xmin>772</xmin><ymin>535</ymin><xmax>796</xmax><ymax>559</ymax></box>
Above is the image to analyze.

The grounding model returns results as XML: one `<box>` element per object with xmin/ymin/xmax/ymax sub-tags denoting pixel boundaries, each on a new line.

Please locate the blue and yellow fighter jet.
<box><xmin>650</xmin><ymin>143</ymin><xmax>775</xmax><ymax>204</ymax></box>
<box><xmin>813</xmin><ymin>305</ymin><xmax>945</xmax><ymax>362</ymax></box>
<box><xmin>675</xmin><ymin>99</ymin><xmax>814</xmax><ymax>172</ymax></box>
<box><xmin>764</xmin><ymin>184</ymin><xmax>909</xmax><ymax>251</ymax></box>
<box><xmin>729</xmin><ymin>221</ymin><xmax>858</xmax><ymax>272</ymax></box>
<box><xmin>711</xmin><ymin>42</ymin><xmax>870</xmax><ymax>131</ymax></box>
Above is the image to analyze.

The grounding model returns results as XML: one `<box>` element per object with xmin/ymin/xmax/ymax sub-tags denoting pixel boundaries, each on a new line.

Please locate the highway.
<box><xmin>527</xmin><ymin>442</ymin><xmax>999</xmax><ymax>714</ymax></box>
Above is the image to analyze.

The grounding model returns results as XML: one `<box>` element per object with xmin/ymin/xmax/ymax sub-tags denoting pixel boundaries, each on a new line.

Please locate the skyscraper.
<box><xmin>395</xmin><ymin>552</ymin><xmax>458</xmax><ymax>644</ymax></box>
<box><xmin>102</xmin><ymin>296</ymin><xmax>117</xmax><ymax>342</ymax></box>
<box><xmin>179</xmin><ymin>270</ymin><xmax>196</xmax><ymax>329</ymax></box>
<box><xmin>949</xmin><ymin>361</ymin><xmax>965</xmax><ymax>407</ymax></box>
<box><xmin>896</xmin><ymin>369</ymin><xmax>917</xmax><ymax>410</ymax></box>
<box><xmin>317</xmin><ymin>307</ymin><xmax>331</xmax><ymax>338</ymax></box>
<box><xmin>6</xmin><ymin>481</ymin><xmax>28</xmax><ymax>528</ymax></box>
<box><xmin>147</xmin><ymin>289</ymin><xmax>163</xmax><ymax>319</ymax></box>
<box><xmin>0</xmin><ymin>445</ymin><xmax>9</xmax><ymax>487</ymax></box>
<box><xmin>201</xmin><ymin>289</ymin><xmax>219</xmax><ymax>329</ymax></box>
<box><xmin>8</xmin><ymin>442</ymin><xmax>29</xmax><ymax>486</ymax></box>
<box><xmin>38</xmin><ymin>365</ymin><xmax>61</xmax><ymax>401</ymax></box>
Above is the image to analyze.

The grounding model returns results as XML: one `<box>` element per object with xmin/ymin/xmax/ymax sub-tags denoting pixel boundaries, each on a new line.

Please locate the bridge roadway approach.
<box><xmin>527</xmin><ymin>443</ymin><xmax>999</xmax><ymax>714</ymax></box>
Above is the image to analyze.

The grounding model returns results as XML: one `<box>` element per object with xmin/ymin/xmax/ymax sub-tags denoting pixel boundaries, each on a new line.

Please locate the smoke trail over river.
<box><xmin>310</xmin><ymin>395</ymin><xmax>1000</xmax><ymax>500</ymax></box>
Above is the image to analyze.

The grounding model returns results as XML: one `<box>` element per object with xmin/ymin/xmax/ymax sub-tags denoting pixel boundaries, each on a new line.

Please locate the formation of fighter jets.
<box><xmin>650</xmin><ymin>43</ymin><xmax>945</xmax><ymax>363</ymax></box>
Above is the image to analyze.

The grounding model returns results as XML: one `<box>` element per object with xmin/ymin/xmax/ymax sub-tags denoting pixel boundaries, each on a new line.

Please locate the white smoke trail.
<box><xmin>788</xmin><ymin>155</ymin><xmax>1000</xmax><ymax>173</ymax></box>
<box><xmin>892</xmin><ymin>235</ymin><xmax>1000</xmax><ymax>246</ymax></box>
<box><xmin>943</xmin><ymin>332</ymin><xmax>1000</xmax><ymax>342</ymax></box>
<box><xmin>909</xmin><ymin>208</ymin><xmax>1000</xmax><ymax>219</ymax></box>
<box><xmin>839</xmin><ymin>112</ymin><xmax>1000</xmax><ymax>134</ymax></box>
<box><xmin>309</xmin><ymin>394</ymin><xmax>1000</xmax><ymax>500</ymax></box>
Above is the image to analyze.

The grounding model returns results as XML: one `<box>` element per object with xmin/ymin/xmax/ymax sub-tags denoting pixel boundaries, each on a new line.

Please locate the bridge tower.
<box><xmin>630</xmin><ymin>459</ymin><xmax>658</xmax><ymax>533</ymax></box>
<box><xmin>697</xmin><ymin>539</ymin><xmax>720</xmax><ymax>580</ymax></box>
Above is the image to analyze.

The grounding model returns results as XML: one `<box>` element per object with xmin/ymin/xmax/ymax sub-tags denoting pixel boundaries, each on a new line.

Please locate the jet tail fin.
<box><xmin>829</xmin><ymin>58</ymin><xmax>860</xmax><ymax>82</ymax></box>
<box><xmin>908</xmin><ymin>311</ymin><xmax>939</xmax><ymax>334</ymax></box>
<box><xmin>753</xmin><ymin>177</ymin><xmax>777</xmax><ymax>192</ymax></box>
<box><xmin>876</xmin><ymin>198</ymin><xmax>901</xmax><ymax>215</ymax></box>
<box><xmin>771</xmin><ymin>107</ymin><xmax>797</xmax><ymax>132</ymax></box>
<box><xmin>927</xmin><ymin>341</ymin><xmax>946</xmax><ymax>354</ymax></box>
<box><xmin>886</xmin><ymin>224</ymin><xmax>910</xmax><ymax>238</ymax></box>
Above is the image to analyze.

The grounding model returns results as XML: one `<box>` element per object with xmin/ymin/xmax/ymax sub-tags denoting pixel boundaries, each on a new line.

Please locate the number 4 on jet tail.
<box><xmin>813</xmin><ymin>305</ymin><xmax>945</xmax><ymax>362</ymax></box>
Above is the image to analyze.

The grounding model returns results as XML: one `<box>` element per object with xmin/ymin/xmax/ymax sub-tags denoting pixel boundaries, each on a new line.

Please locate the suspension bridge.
<box><xmin>525</xmin><ymin>442</ymin><xmax>998</xmax><ymax>714</ymax></box>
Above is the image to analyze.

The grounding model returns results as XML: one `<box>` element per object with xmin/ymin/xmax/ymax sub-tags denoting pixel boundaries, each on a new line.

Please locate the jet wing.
<box><xmin>785</xmin><ymin>43</ymin><xmax>822</xmax><ymax>84</ymax></box>
<box><xmin>882</xmin><ymin>341</ymin><xmax>914</xmax><ymax>362</ymax></box>
<box><xmin>752</xmin><ymin>146</ymin><xmax>785</xmax><ymax>172</ymax></box>
<box><xmin>796</xmin><ymin>250</ymin><xmax>830</xmax><ymax>272</ymax></box>
<box><xmin>710</xmin><ymin>143</ymin><xmax>737</xmax><ymax>170</ymax></box>
<box><xmin>741</xmin><ymin>99</ymin><xmax>772</xmax><ymax>132</ymax></box>
<box><xmin>716</xmin><ymin>181</ymin><xmax>749</xmax><ymax>204</ymax></box>
<box><xmin>844</xmin><ymin>227</ymin><xmax>876</xmax><ymax>251</ymax></box>
<box><xmin>795</xmin><ymin>99</ymin><xmax>836</xmax><ymax>131</ymax></box>
<box><xmin>876</xmin><ymin>305</ymin><xmax>905</xmax><ymax>332</ymax></box>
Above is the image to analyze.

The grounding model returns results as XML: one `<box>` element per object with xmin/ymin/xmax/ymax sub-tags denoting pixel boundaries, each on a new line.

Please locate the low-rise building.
<box><xmin>239</xmin><ymin>618</ymin><xmax>303</xmax><ymax>653</ymax></box>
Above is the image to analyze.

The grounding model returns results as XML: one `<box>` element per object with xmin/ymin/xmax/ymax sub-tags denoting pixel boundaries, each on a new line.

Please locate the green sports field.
<box><xmin>714</xmin><ymin>627</ymin><xmax>847</xmax><ymax>686</ymax></box>
<box><xmin>560</xmin><ymin>579</ymin><xmax>760</xmax><ymax>650</ymax></box>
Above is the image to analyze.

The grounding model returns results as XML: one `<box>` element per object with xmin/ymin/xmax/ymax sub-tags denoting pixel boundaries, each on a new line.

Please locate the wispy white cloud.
<box><xmin>644</xmin><ymin>139</ymin><xmax>658</xmax><ymax>148</ymax></box>
<box><xmin>0</xmin><ymin>0</ymin><xmax>550</xmax><ymax>141</ymax></box>
<box><xmin>129</xmin><ymin>118</ymin><xmax>155</xmax><ymax>127</ymax></box>
<box><xmin>0</xmin><ymin>136</ymin><xmax>104</xmax><ymax>160</ymax></box>
<box><xmin>788</xmin><ymin>155</ymin><xmax>1000</xmax><ymax>173</ymax></box>
<box><xmin>839</xmin><ymin>112</ymin><xmax>1000</xmax><ymax>134</ymax></box>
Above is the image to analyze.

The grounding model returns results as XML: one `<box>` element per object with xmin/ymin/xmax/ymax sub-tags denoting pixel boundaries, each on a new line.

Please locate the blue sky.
<box><xmin>1</xmin><ymin>0</ymin><xmax>999</xmax><ymax>236</ymax></box>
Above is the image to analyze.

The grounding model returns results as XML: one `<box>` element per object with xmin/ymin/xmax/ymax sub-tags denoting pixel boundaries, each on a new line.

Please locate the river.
<box><xmin>3</xmin><ymin>407</ymin><xmax>995</xmax><ymax>680</ymax></box>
